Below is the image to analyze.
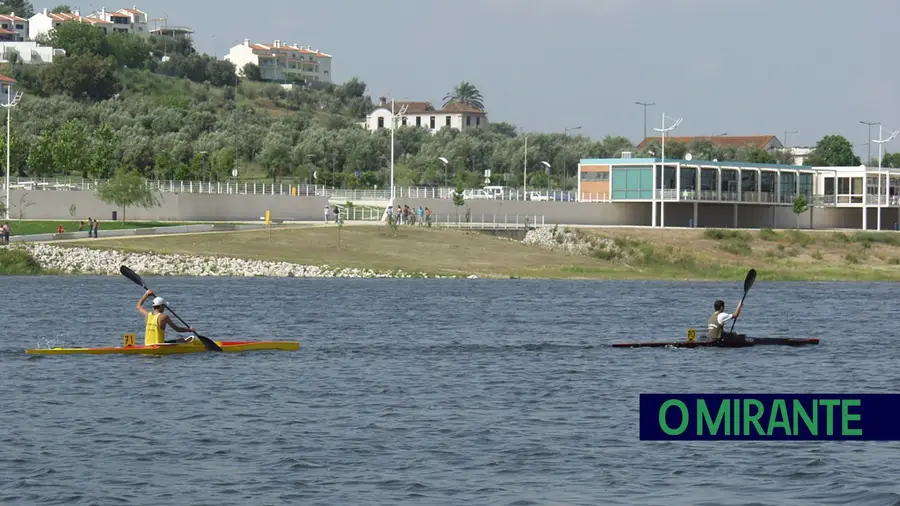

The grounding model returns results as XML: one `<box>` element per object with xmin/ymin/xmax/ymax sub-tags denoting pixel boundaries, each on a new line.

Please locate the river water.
<box><xmin>1</xmin><ymin>276</ymin><xmax>899</xmax><ymax>506</ymax></box>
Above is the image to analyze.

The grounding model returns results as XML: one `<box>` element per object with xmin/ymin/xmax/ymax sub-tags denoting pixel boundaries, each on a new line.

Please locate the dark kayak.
<box><xmin>611</xmin><ymin>336</ymin><xmax>820</xmax><ymax>348</ymax></box>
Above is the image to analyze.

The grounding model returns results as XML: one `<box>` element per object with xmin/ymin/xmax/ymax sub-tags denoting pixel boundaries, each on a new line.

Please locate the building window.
<box><xmin>445</xmin><ymin>116</ymin><xmax>451</xmax><ymax>126</ymax></box>
<box><xmin>476</xmin><ymin>116</ymin><xmax>480</xmax><ymax>126</ymax></box>
<box><xmin>430</xmin><ymin>116</ymin><xmax>435</xmax><ymax>129</ymax></box>
<box><xmin>798</xmin><ymin>173</ymin><xmax>813</xmax><ymax>197</ymax></box>
<box><xmin>16</xmin><ymin>24</ymin><xmax>22</xmax><ymax>30</ymax></box>
<box><xmin>824</xmin><ymin>177</ymin><xmax>835</xmax><ymax>195</ymax></box>
<box><xmin>466</xmin><ymin>116</ymin><xmax>471</xmax><ymax>126</ymax></box>
<box><xmin>611</xmin><ymin>166</ymin><xmax>654</xmax><ymax>199</ymax></box>
<box><xmin>401</xmin><ymin>117</ymin><xmax>407</xmax><ymax>126</ymax></box>
<box><xmin>416</xmin><ymin>116</ymin><xmax>421</xmax><ymax>127</ymax></box>
<box><xmin>581</xmin><ymin>171</ymin><xmax>609</xmax><ymax>182</ymax></box>
<box><xmin>377</xmin><ymin>117</ymin><xmax>384</xmax><ymax>129</ymax></box>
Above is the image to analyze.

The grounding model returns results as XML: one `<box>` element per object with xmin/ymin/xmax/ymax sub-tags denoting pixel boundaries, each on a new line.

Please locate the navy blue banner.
<box><xmin>640</xmin><ymin>394</ymin><xmax>900</xmax><ymax>440</ymax></box>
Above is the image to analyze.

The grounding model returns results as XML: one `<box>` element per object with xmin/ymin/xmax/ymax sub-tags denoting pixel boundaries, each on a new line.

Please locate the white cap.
<box><xmin>152</xmin><ymin>297</ymin><xmax>165</xmax><ymax>307</ymax></box>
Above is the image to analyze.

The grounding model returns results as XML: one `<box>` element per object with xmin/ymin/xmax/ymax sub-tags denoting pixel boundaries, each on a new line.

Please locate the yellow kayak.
<box><xmin>25</xmin><ymin>334</ymin><xmax>300</xmax><ymax>356</ymax></box>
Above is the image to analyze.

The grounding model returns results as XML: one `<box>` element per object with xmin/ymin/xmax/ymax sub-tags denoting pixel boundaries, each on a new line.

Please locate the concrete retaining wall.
<box><xmin>6</xmin><ymin>190</ymin><xmax>330</xmax><ymax>222</ymax></box>
<box><xmin>6</xmin><ymin>190</ymin><xmax>900</xmax><ymax>230</ymax></box>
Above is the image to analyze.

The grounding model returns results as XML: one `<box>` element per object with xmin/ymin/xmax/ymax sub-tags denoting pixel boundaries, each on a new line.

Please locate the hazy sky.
<box><xmin>78</xmin><ymin>0</ymin><xmax>897</xmax><ymax>156</ymax></box>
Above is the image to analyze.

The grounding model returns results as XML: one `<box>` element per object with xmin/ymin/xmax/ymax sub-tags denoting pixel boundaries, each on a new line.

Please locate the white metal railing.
<box><xmin>578</xmin><ymin>192</ymin><xmax>611</xmax><ymax>202</ymax></box>
<box><xmin>384</xmin><ymin>213</ymin><xmax>545</xmax><ymax>228</ymax></box>
<box><xmin>0</xmin><ymin>177</ymin><xmax>580</xmax><ymax>201</ymax></box>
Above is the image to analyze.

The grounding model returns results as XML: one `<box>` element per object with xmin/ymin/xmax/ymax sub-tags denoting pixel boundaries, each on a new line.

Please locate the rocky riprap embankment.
<box><xmin>522</xmin><ymin>226</ymin><xmax>626</xmax><ymax>257</ymax></box>
<box><xmin>11</xmin><ymin>243</ymin><xmax>476</xmax><ymax>279</ymax></box>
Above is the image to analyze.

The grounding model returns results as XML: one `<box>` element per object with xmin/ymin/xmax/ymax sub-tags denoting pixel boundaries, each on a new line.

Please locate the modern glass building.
<box><xmin>578</xmin><ymin>157</ymin><xmax>815</xmax><ymax>227</ymax></box>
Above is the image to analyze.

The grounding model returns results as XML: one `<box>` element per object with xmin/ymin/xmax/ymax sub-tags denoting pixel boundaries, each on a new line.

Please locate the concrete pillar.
<box><xmin>863</xmin><ymin>206</ymin><xmax>867</xmax><ymax>231</ymax></box>
<box><xmin>693</xmin><ymin>202</ymin><xmax>698</xmax><ymax>228</ymax></box>
<box><xmin>772</xmin><ymin>205</ymin><xmax>777</xmax><ymax>228</ymax></box>
<box><xmin>733</xmin><ymin>203</ymin><xmax>739</xmax><ymax>228</ymax></box>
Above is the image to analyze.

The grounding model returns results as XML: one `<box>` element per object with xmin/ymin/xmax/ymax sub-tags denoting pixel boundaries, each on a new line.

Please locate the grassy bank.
<box><xmin>53</xmin><ymin>224</ymin><xmax>900</xmax><ymax>281</ymax></box>
<box><xmin>5</xmin><ymin>220</ymin><xmax>192</xmax><ymax>236</ymax></box>
<box><xmin>0</xmin><ymin>248</ymin><xmax>44</xmax><ymax>274</ymax></box>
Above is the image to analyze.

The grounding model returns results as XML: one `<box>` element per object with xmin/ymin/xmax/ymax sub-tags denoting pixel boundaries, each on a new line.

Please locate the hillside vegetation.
<box><xmin>0</xmin><ymin>17</ymin><xmax>878</xmax><ymax>190</ymax></box>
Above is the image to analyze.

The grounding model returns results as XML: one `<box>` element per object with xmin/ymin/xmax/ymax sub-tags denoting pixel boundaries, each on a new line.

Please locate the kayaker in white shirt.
<box><xmin>707</xmin><ymin>299</ymin><xmax>743</xmax><ymax>341</ymax></box>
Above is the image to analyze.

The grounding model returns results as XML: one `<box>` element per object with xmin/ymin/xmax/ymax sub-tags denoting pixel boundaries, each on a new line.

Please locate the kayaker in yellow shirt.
<box><xmin>137</xmin><ymin>289</ymin><xmax>195</xmax><ymax>345</ymax></box>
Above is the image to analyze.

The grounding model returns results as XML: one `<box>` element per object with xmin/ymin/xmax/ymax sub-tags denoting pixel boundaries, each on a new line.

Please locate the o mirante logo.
<box><xmin>639</xmin><ymin>394</ymin><xmax>900</xmax><ymax>440</ymax></box>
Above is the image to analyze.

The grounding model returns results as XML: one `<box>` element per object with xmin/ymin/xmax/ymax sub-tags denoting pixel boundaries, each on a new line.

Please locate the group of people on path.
<box><xmin>386</xmin><ymin>204</ymin><xmax>431</xmax><ymax>226</ymax></box>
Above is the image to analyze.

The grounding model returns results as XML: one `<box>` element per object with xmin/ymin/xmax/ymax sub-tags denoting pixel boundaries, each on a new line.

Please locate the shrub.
<box><xmin>0</xmin><ymin>248</ymin><xmax>43</xmax><ymax>274</ymax></box>
<box><xmin>759</xmin><ymin>227</ymin><xmax>779</xmax><ymax>241</ymax></box>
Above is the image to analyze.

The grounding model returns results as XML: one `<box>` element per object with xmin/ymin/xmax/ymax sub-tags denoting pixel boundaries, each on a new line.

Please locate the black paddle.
<box><xmin>119</xmin><ymin>265</ymin><xmax>222</xmax><ymax>352</ymax></box>
<box><xmin>729</xmin><ymin>268</ymin><xmax>757</xmax><ymax>335</ymax></box>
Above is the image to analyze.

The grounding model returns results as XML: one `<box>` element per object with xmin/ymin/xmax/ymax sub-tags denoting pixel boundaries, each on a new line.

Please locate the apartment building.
<box><xmin>225</xmin><ymin>39</ymin><xmax>332</xmax><ymax>84</ymax></box>
<box><xmin>0</xmin><ymin>13</ymin><xmax>28</xmax><ymax>41</ymax></box>
<box><xmin>29</xmin><ymin>6</ymin><xmax>149</xmax><ymax>40</ymax></box>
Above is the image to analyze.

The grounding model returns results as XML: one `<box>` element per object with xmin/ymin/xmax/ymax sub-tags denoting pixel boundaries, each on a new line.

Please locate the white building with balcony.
<box><xmin>29</xmin><ymin>6</ymin><xmax>148</xmax><ymax>40</ymax></box>
<box><xmin>361</xmin><ymin>98</ymin><xmax>489</xmax><ymax>134</ymax></box>
<box><xmin>0</xmin><ymin>41</ymin><xmax>65</xmax><ymax>63</ymax></box>
<box><xmin>90</xmin><ymin>6</ymin><xmax>149</xmax><ymax>37</ymax></box>
<box><xmin>225</xmin><ymin>39</ymin><xmax>332</xmax><ymax>84</ymax></box>
<box><xmin>0</xmin><ymin>13</ymin><xmax>28</xmax><ymax>41</ymax></box>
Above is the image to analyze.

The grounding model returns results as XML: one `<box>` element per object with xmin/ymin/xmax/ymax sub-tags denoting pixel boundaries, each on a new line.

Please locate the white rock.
<box><xmin>8</xmin><ymin>243</ymin><xmax>460</xmax><ymax>279</ymax></box>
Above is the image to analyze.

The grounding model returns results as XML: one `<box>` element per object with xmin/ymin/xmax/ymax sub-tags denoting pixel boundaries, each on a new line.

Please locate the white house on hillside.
<box><xmin>91</xmin><ymin>6</ymin><xmax>149</xmax><ymax>37</ymax></box>
<box><xmin>0</xmin><ymin>13</ymin><xmax>28</xmax><ymax>41</ymax></box>
<box><xmin>0</xmin><ymin>41</ymin><xmax>65</xmax><ymax>63</ymax></box>
<box><xmin>29</xmin><ymin>6</ymin><xmax>149</xmax><ymax>40</ymax></box>
<box><xmin>361</xmin><ymin>98</ymin><xmax>489</xmax><ymax>134</ymax></box>
<box><xmin>225</xmin><ymin>39</ymin><xmax>332</xmax><ymax>84</ymax></box>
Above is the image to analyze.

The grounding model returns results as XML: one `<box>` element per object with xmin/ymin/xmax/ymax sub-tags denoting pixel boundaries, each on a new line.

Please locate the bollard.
<box><xmin>265</xmin><ymin>209</ymin><xmax>271</xmax><ymax>225</ymax></box>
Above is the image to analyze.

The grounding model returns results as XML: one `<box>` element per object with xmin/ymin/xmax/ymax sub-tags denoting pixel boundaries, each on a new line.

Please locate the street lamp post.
<box><xmin>389</xmin><ymin>98</ymin><xmax>408</xmax><ymax>205</ymax></box>
<box><xmin>541</xmin><ymin>161</ymin><xmax>551</xmax><ymax>197</ymax></box>
<box><xmin>635</xmin><ymin>101</ymin><xmax>654</xmax><ymax>142</ymax></box>
<box><xmin>860</xmin><ymin>120</ymin><xmax>879</xmax><ymax>166</ymax></box>
<box><xmin>563</xmin><ymin>125</ymin><xmax>581</xmax><ymax>192</ymax></box>
<box><xmin>652</xmin><ymin>112</ymin><xmax>682</xmax><ymax>227</ymax></box>
<box><xmin>438</xmin><ymin>157</ymin><xmax>449</xmax><ymax>191</ymax></box>
<box><xmin>871</xmin><ymin>125</ymin><xmax>898</xmax><ymax>231</ymax></box>
<box><xmin>1</xmin><ymin>83</ymin><xmax>23</xmax><ymax>220</ymax></box>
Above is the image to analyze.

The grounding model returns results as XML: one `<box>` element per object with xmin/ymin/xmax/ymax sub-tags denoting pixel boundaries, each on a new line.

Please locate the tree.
<box><xmin>52</xmin><ymin>119</ymin><xmax>90</xmax><ymax>177</ymax></box>
<box><xmin>792</xmin><ymin>194</ymin><xmax>808</xmax><ymax>229</ymax></box>
<box><xmin>46</xmin><ymin>22</ymin><xmax>108</xmax><ymax>57</ymax></box>
<box><xmin>26</xmin><ymin>130</ymin><xmax>55</xmax><ymax>178</ymax></box>
<box><xmin>452</xmin><ymin>182</ymin><xmax>465</xmax><ymax>222</ymax></box>
<box><xmin>96</xmin><ymin>169</ymin><xmax>160</xmax><ymax>221</ymax></box>
<box><xmin>50</xmin><ymin>4</ymin><xmax>70</xmax><ymax>13</ymax></box>
<box><xmin>106</xmin><ymin>32</ymin><xmax>153</xmax><ymax>69</ymax></box>
<box><xmin>443</xmin><ymin>81</ymin><xmax>484</xmax><ymax>110</ymax></box>
<box><xmin>0</xmin><ymin>0</ymin><xmax>34</xmax><ymax>18</ymax></box>
<box><xmin>0</xmin><ymin>127</ymin><xmax>28</xmax><ymax>177</ymax></box>
<box><xmin>241</xmin><ymin>63</ymin><xmax>263</xmax><ymax>81</ymax></box>
<box><xmin>806</xmin><ymin>135</ymin><xmax>860</xmax><ymax>167</ymax></box>
<box><xmin>42</xmin><ymin>54</ymin><xmax>120</xmax><ymax>101</ymax></box>
<box><xmin>89</xmin><ymin>123</ymin><xmax>119</xmax><ymax>179</ymax></box>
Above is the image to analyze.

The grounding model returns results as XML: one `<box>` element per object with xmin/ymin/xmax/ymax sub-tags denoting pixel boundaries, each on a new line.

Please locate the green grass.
<box><xmin>5</xmin><ymin>220</ymin><xmax>191</xmax><ymax>236</ymax></box>
<box><xmin>0</xmin><ymin>248</ymin><xmax>44</xmax><ymax>274</ymax></box>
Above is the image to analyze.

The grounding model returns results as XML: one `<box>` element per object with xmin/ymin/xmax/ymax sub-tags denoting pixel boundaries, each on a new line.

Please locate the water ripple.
<box><xmin>1</xmin><ymin>277</ymin><xmax>899</xmax><ymax>505</ymax></box>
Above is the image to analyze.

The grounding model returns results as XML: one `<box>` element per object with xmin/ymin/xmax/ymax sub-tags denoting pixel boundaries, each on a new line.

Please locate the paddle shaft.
<box><xmin>120</xmin><ymin>266</ymin><xmax>222</xmax><ymax>352</ymax></box>
<box><xmin>729</xmin><ymin>269</ymin><xmax>757</xmax><ymax>334</ymax></box>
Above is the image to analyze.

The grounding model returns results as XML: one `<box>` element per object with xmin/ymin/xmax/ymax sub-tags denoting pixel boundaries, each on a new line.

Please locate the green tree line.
<box><xmin>0</xmin><ymin>20</ymin><xmax>880</xmax><ymax>188</ymax></box>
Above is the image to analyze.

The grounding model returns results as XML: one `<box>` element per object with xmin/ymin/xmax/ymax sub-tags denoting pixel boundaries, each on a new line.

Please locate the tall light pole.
<box><xmin>635</xmin><ymin>101</ymin><xmax>654</xmax><ymax>143</ymax></box>
<box><xmin>652</xmin><ymin>112</ymin><xmax>682</xmax><ymax>227</ymax></box>
<box><xmin>563</xmin><ymin>125</ymin><xmax>582</xmax><ymax>191</ymax></box>
<box><xmin>523</xmin><ymin>135</ymin><xmax>528</xmax><ymax>196</ymax></box>
<box><xmin>438</xmin><ymin>156</ymin><xmax>449</xmax><ymax>189</ymax></box>
<box><xmin>1</xmin><ymin>81</ymin><xmax>23</xmax><ymax>220</ymax></box>
<box><xmin>541</xmin><ymin>161</ymin><xmax>551</xmax><ymax>196</ymax></box>
<box><xmin>860</xmin><ymin>120</ymin><xmax>879</xmax><ymax>166</ymax></box>
<box><xmin>872</xmin><ymin>125</ymin><xmax>898</xmax><ymax>231</ymax></box>
<box><xmin>784</xmin><ymin>129</ymin><xmax>797</xmax><ymax>148</ymax></box>
<box><xmin>389</xmin><ymin>98</ymin><xmax>408</xmax><ymax>205</ymax></box>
